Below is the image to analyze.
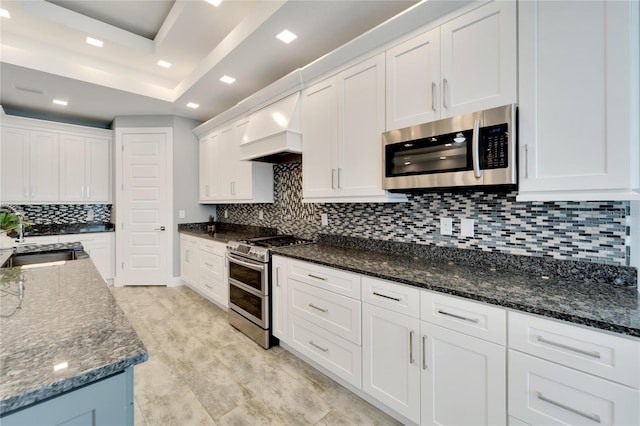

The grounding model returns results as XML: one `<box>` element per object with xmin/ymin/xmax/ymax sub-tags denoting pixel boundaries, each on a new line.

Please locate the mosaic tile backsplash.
<box><xmin>8</xmin><ymin>204</ymin><xmax>112</xmax><ymax>225</ymax></box>
<box><xmin>218</xmin><ymin>163</ymin><xmax>631</xmax><ymax>266</ymax></box>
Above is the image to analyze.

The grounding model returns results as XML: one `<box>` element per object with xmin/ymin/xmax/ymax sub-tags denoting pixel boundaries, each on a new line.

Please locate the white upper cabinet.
<box><xmin>303</xmin><ymin>54</ymin><xmax>406</xmax><ymax>203</ymax></box>
<box><xmin>1</xmin><ymin>127</ymin><xmax>59</xmax><ymax>203</ymax></box>
<box><xmin>517</xmin><ymin>0</ymin><xmax>640</xmax><ymax>201</ymax></box>
<box><xmin>386</xmin><ymin>27</ymin><xmax>441</xmax><ymax>130</ymax></box>
<box><xmin>386</xmin><ymin>1</ymin><xmax>516</xmax><ymax>131</ymax></box>
<box><xmin>198</xmin><ymin>118</ymin><xmax>273</xmax><ymax>204</ymax></box>
<box><xmin>60</xmin><ymin>135</ymin><xmax>111</xmax><ymax>203</ymax></box>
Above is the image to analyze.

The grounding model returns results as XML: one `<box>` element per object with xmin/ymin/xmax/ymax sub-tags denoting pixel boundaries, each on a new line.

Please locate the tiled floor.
<box><xmin>110</xmin><ymin>285</ymin><xmax>402</xmax><ymax>426</ymax></box>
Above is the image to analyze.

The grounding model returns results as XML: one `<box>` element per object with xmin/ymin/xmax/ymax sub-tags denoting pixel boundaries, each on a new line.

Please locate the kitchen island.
<box><xmin>0</xmin><ymin>244</ymin><xmax>147</xmax><ymax>424</ymax></box>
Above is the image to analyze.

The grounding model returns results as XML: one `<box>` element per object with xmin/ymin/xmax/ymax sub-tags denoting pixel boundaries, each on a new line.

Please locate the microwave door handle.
<box><xmin>472</xmin><ymin>119</ymin><xmax>482</xmax><ymax>179</ymax></box>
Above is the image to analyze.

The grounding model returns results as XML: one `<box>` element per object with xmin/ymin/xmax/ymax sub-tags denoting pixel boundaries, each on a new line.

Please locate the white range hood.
<box><xmin>240</xmin><ymin>92</ymin><xmax>302</xmax><ymax>163</ymax></box>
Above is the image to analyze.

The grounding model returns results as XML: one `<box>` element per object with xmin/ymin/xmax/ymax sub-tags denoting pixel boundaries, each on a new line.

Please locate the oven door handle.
<box><xmin>226</xmin><ymin>252</ymin><xmax>266</xmax><ymax>272</ymax></box>
<box><xmin>229</xmin><ymin>277</ymin><xmax>264</xmax><ymax>298</ymax></box>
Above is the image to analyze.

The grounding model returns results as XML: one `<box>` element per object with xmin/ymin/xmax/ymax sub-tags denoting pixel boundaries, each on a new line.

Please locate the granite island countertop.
<box><xmin>273</xmin><ymin>243</ymin><xmax>640</xmax><ymax>338</ymax></box>
<box><xmin>0</xmin><ymin>247</ymin><xmax>147</xmax><ymax>415</ymax></box>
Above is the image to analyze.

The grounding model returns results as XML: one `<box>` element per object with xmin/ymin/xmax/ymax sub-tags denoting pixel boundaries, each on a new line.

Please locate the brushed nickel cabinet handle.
<box><xmin>536</xmin><ymin>336</ymin><xmax>601</xmax><ymax>359</ymax></box>
<box><xmin>409</xmin><ymin>330</ymin><xmax>415</xmax><ymax>364</ymax></box>
<box><xmin>431</xmin><ymin>82</ymin><xmax>437</xmax><ymax>111</ymax></box>
<box><xmin>373</xmin><ymin>292</ymin><xmax>401</xmax><ymax>302</ymax></box>
<box><xmin>275</xmin><ymin>266</ymin><xmax>280</xmax><ymax>287</ymax></box>
<box><xmin>437</xmin><ymin>309</ymin><xmax>479</xmax><ymax>323</ymax></box>
<box><xmin>308</xmin><ymin>303</ymin><xmax>328</xmax><ymax>313</ymax></box>
<box><xmin>308</xmin><ymin>274</ymin><xmax>327</xmax><ymax>281</ymax></box>
<box><xmin>309</xmin><ymin>340</ymin><xmax>328</xmax><ymax>352</ymax></box>
<box><xmin>422</xmin><ymin>335</ymin><xmax>428</xmax><ymax>370</ymax></box>
<box><xmin>442</xmin><ymin>78</ymin><xmax>449</xmax><ymax>108</ymax></box>
<box><xmin>331</xmin><ymin>169</ymin><xmax>336</xmax><ymax>189</ymax></box>
<box><xmin>537</xmin><ymin>393</ymin><xmax>601</xmax><ymax>423</ymax></box>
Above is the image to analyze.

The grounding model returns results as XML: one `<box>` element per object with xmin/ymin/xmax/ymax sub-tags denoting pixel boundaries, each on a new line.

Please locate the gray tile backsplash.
<box><xmin>218</xmin><ymin>162</ymin><xmax>630</xmax><ymax>266</ymax></box>
<box><xmin>10</xmin><ymin>204</ymin><xmax>112</xmax><ymax>225</ymax></box>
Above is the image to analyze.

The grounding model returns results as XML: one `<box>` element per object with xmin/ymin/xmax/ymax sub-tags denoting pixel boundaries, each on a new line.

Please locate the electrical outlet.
<box><xmin>461</xmin><ymin>218</ymin><xmax>475</xmax><ymax>237</ymax></box>
<box><xmin>258</xmin><ymin>210</ymin><xmax>264</xmax><ymax>220</ymax></box>
<box><xmin>440</xmin><ymin>217</ymin><xmax>453</xmax><ymax>236</ymax></box>
<box><xmin>321</xmin><ymin>213</ymin><xmax>328</xmax><ymax>226</ymax></box>
<box><xmin>178</xmin><ymin>210</ymin><xmax>186</xmax><ymax>219</ymax></box>
<box><xmin>86</xmin><ymin>208</ymin><xmax>95</xmax><ymax>221</ymax></box>
<box><xmin>224</xmin><ymin>210</ymin><xmax>228</xmax><ymax>219</ymax></box>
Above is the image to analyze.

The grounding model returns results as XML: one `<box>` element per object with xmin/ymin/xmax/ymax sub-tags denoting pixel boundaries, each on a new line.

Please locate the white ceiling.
<box><xmin>0</xmin><ymin>0</ymin><xmax>422</xmax><ymax>126</ymax></box>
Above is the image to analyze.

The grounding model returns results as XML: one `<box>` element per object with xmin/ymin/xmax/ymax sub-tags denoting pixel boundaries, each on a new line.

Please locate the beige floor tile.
<box><xmin>134</xmin><ymin>397</ymin><xmax>147</xmax><ymax>426</ymax></box>
<box><xmin>116</xmin><ymin>285</ymin><xmax>398</xmax><ymax>426</ymax></box>
<box><xmin>138</xmin><ymin>389</ymin><xmax>216</xmax><ymax>426</ymax></box>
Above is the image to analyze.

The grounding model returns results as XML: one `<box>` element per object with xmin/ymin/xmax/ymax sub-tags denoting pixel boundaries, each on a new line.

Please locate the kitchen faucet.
<box><xmin>0</xmin><ymin>205</ymin><xmax>26</xmax><ymax>243</ymax></box>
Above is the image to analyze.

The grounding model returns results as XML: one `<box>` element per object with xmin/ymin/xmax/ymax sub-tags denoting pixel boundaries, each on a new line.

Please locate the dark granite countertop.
<box><xmin>178</xmin><ymin>229</ymin><xmax>263</xmax><ymax>245</ymax></box>
<box><xmin>0</xmin><ymin>243</ymin><xmax>147</xmax><ymax>415</ymax></box>
<box><xmin>273</xmin><ymin>242</ymin><xmax>640</xmax><ymax>338</ymax></box>
<box><xmin>10</xmin><ymin>223</ymin><xmax>115</xmax><ymax>238</ymax></box>
<box><xmin>178</xmin><ymin>222</ymin><xmax>278</xmax><ymax>244</ymax></box>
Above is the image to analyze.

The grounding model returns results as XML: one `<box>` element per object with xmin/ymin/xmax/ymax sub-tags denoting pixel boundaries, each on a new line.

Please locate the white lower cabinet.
<box><xmin>508</xmin><ymin>311</ymin><xmax>640</xmax><ymax>426</ymax></box>
<box><xmin>362</xmin><ymin>303</ymin><xmax>421</xmax><ymax>423</ymax></box>
<box><xmin>272</xmin><ymin>255</ymin><xmax>289</xmax><ymax>342</ymax></box>
<box><xmin>179</xmin><ymin>234</ymin><xmax>227</xmax><ymax>309</ymax></box>
<box><xmin>421</xmin><ymin>321</ymin><xmax>506</xmax><ymax>426</ymax></box>
<box><xmin>509</xmin><ymin>350</ymin><xmax>639</xmax><ymax>425</ymax></box>
<box><xmin>59</xmin><ymin>233</ymin><xmax>115</xmax><ymax>282</ymax></box>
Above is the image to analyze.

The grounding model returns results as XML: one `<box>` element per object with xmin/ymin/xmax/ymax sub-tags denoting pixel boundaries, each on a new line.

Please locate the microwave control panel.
<box><xmin>481</xmin><ymin>124</ymin><xmax>509</xmax><ymax>169</ymax></box>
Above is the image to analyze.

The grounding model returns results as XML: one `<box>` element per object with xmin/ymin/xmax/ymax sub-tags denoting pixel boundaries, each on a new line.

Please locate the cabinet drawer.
<box><xmin>200</xmin><ymin>240</ymin><xmax>224</xmax><ymax>254</ymax></box>
<box><xmin>289</xmin><ymin>314</ymin><xmax>362</xmax><ymax>389</ymax></box>
<box><xmin>290</xmin><ymin>279</ymin><xmax>361</xmax><ymax>344</ymax></box>
<box><xmin>509</xmin><ymin>350</ymin><xmax>640</xmax><ymax>426</ymax></box>
<box><xmin>509</xmin><ymin>311</ymin><xmax>640</xmax><ymax>388</ymax></box>
<box><xmin>200</xmin><ymin>250</ymin><xmax>223</xmax><ymax>275</ymax></box>
<box><xmin>361</xmin><ymin>276</ymin><xmax>420</xmax><ymax>318</ymax></box>
<box><xmin>288</xmin><ymin>259</ymin><xmax>361</xmax><ymax>299</ymax></box>
<box><xmin>421</xmin><ymin>291</ymin><xmax>506</xmax><ymax>345</ymax></box>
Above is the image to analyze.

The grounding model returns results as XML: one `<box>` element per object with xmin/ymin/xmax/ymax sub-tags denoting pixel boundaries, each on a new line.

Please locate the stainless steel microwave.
<box><xmin>382</xmin><ymin>104</ymin><xmax>517</xmax><ymax>192</ymax></box>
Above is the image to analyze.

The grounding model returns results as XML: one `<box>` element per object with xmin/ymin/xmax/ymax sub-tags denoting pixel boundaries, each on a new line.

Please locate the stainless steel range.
<box><xmin>226</xmin><ymin>235</ymin><xmax>312</xmax><ymax>349</ymax></box>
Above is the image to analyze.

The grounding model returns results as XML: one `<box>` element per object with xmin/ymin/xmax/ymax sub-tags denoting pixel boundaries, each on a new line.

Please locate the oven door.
<box><xmin>226</xmin><ymin>252</ymin><xmax>269</xmax><ymax>328</ymax></box>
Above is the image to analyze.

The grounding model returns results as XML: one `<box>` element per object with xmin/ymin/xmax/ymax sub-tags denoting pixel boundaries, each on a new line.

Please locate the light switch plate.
<box><xmin>461</xmin><ymin>218</ymin><xmax>474</xmax><ymax>237</ymax></box>
<box><xmin>258</xmin><ymin>210</ymin><xmax>264</xmax><ymax>220</ymax></box>
<box><xmin>178</xmin><ymin>210</ymin><xmax>186</xmax><ymax>219</ymax></box>
<box><xmin>321</xmin><ymin>213</ymin><xmax>328</xmax><ymax>226</ymax></box>
<box><xmin>440</xmin><ymin>218</ymin><xmax>453</xmax><ymax>235</ymax></box>
<box><xmin>224</xmin><ymin>210</ymin><xmax>228</xmax><ymax>219</ymax></box>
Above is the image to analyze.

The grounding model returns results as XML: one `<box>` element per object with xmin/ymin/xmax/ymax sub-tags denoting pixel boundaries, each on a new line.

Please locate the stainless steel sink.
<box><xmin>2</xmin><ymin>250</ymin><xmax>78</xmax><ymax>268</ymax></box>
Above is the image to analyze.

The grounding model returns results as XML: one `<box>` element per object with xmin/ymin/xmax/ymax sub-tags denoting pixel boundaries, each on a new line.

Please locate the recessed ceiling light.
<box><xmin>220</xmin><ymin>75</ymin><xmax>235</xmax><ymax>84</ymax></box>
<box><xmin>186</xmin><ymin>102</ymin><xmax>200</xmax><ymax>109</ymax></box>
<box><xmin>276</xmin><ymin>29</ymin><xmax>297</xmax><ymax>44</ymax></box>
<box><xmin>0</xmin><ymin>8</ymin><xmax>10</xmax><ymax>19</ymax></box>
<box><xmin>53</xmin><ymin>99</ymin><xmax>68</xmax><ymax>106</ymax></box>
<box><xmin>205</xmin><ymin>0</ymin><xmax>223</xmax><ymax>6</ymax></box>
<box><xmin>157</xmin><ymin>60</ymin><xmax>172</xmax><ymax>69</ymax></box>
<box><xmin>86</xmin><ymin>36</ymin><xmax>103</xmax><ymax>47</ymax></box>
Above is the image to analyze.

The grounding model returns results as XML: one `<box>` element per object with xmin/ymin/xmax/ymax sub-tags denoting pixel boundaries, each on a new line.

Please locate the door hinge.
<box><xmin>121</xmin><ymin>144</ymin><xmax>124</xmax><ymax>152</ymax></box>
<box><xmin>121</xmin><ymin>223</ymin><xmax>124</xmax><ymax>230</ymax></box>
<box><xmin>121</xmin><ymin>261</ymin><xmax>124</xmax><ymax>269</ymax></box>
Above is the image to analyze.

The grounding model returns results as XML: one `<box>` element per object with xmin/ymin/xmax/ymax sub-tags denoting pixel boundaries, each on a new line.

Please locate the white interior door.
<box><xmin>117</xmin><ymin>129</ymin><xmax>172</xmax><ymax>286</ymax></box>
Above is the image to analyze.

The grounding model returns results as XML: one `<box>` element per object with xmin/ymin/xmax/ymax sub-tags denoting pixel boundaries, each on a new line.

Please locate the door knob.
<box><xmin>154</xmin><ymin>226</ymin><xmax>166</xmax><ymax>231</ymax></box>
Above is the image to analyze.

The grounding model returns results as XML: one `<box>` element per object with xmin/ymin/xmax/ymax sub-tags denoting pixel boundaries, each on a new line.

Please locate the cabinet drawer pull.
<box><xmin>308</xmin><ymin>303</ymin><xmax>328</xmax><ymax>313</ymax></box>
<box><xmin>537</xmin><ymin>393</ymin><xmax>601</xmax><ymax>423</ymax></box>
<box><xmin>372</xmin><ymin>292</ymin><xmax>401</xmax><ymax>302</ymax></box>
<box><xmin>204</xmin><ymin>262</ymin><xmax>213</xmax><ymax>267</ymax></box>
<box><xmin>309</xmin><ymin>340</ymin><xmax>328</xmax><ymax>352</ymax></box>
<box><xmin>409</xmin><ymin>330</ymin><xmax>415</xmax><ymax>364</ymax></box>
<box><xmin>422</xmin><ymin>335</ymin><xmax>428</xmax><ymax>370</ymax></box>
<box><xmin>536</xmin><ymin>336</ymin><xmax>601</xmax><ymax>359</ymax></box>
<box><xmin>308</xmin><ymin>274</ymin><xmax>327</xmax><ymax>281</ymax></box>
<box><xmin>437</xmin><ymin>309</ymin><xmax>479</xmax><ymax>323</ymax></box>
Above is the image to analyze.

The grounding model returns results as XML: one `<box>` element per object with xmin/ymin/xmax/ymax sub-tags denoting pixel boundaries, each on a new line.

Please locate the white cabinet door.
<box><xmin>386</xmin><ymin>27</ymin><xmax>441</xmax><ymax>130</ymax></box>
<box><xmin>336</xmin><ymin>53</ymin><xmax>386</xmax><ymax>198</ymax></box>
<box><xmin>421</xmin><ymin>321</ymin><xmax>506</xmax><ymax>426</ymax></box>
<box><xmin>517</xmin><ymin>0</ymin><xmax>639</xmax><ymax>201</ymax></box>
<box><xmin>232</xmin><ymin>118</ymin><xmax>253</xmax><ymax>200</ymax></box>
<box><xmin>362</xmin><ymin>303</ymin><xmax>421</xmax><ymax>424</ymax></box>
<box><xmin>85</xmin><ymin>137</ymin><xmax>110</xmax><ymax>203</ymax></box>
<box><xmin>302</xmin><ymin>77</ymin><xmax>338</xmax><ymax>199</ymax></box>
<box><xmin>179</xmin><ymin>235</ymin><xmax>200</xmax><ymax>287</ymax></box>
<box><xmin>440</xmin><ymin>1</ymin><xmax>516</xmax><ymax>117</ymax></box>
<box><xmin>272</xmin><ymin>255</ymin><xmax>288</xmax><ymax>342</ymax></box>
<box><xmin>199</xmin><ymin>131</ymin><xmax>220</xmax><ymax>202</ymax></box>
<box><xmin>59</xmin><ymin>233</ymin><xmax>114</xmax><ymax>281</ymax></box>
<box><xmin>59</xmin><ymin>134</ymin><xmax>86</xmax><ymax>202</ymax></box>
<box><xmin>218</xmin><ymin>125</ymin><xmax>236</xmax><ymax>199</ymax></box>
<box><xmin>29</xmin><ymin>130</ymin><xmax>59</xmax><ymax>202</ymax></box>
<box><xmin>1</xmin><ymin>127</ymin><xmax>30</xmax><ymax>202</ymax></box>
